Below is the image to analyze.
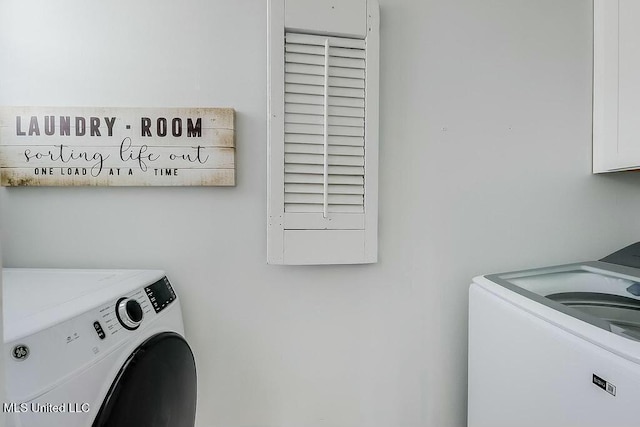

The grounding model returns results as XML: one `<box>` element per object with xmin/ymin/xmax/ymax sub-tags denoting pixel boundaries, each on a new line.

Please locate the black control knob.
<box><xmin>116</xmin><ymin>298</ymin><xmax>144</xmax><ymax>330</ymax></box>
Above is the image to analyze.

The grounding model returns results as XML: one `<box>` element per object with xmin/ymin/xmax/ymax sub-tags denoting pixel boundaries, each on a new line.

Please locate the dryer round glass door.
<box><xmin>92</xmin><ymin>332</ymin><xmax>197</xmax><ymax>427</ymax></box>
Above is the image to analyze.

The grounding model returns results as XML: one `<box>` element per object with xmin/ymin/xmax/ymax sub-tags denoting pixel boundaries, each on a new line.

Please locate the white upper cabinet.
<box><xmin>594</xmin><ymin>0</ymin><xmax>640</xmax><ymax>173</ymax></box>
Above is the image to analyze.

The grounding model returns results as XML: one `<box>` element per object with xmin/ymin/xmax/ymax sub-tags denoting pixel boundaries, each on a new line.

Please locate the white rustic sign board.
<box><xmin>0</xmin><ymin>106</ymin><xmax>235</xmax><ymax>186</ymax></box>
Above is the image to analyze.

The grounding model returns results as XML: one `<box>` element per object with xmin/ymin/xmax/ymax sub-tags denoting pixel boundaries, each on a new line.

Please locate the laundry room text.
<box><xmin>0</xmin><ymin>106</ymin><xmax>236</xmax><ymax>187</ymax></box>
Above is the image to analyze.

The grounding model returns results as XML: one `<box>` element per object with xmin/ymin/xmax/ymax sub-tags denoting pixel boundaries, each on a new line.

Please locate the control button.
<box><xmin>116</xmin><ymin>298</ymin><xmax>144</xmax><ymax>330</ymax></box>
<box><xmin>93</xmin><ymin>321</ymin><xmax>106</xmax><ymax>340</ymax></box>
<box><xmin>12</xmin><ymin>344</ymin><xmax>29</xmax><ymax>361</ymax></box>
<box><xmin>126</xmin><ymin>299</ymin><xmax>143</xmax><ymax>322</ymax></box>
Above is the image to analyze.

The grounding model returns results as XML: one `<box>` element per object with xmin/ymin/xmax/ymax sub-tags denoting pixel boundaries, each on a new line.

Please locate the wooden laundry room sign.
<box><xmin>0</xmin><ymin>106</ymin><xmax>235</xmax><ymax>186</ymax></box>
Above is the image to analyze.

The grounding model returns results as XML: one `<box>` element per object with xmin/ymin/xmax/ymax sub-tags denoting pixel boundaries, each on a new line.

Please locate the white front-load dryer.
<box><xmin>468</xmin><ymin>243</ymin><xmax>640</xmax><ymax>427</ymax></box>
<box><xmin>3</xmin><ymin>268</ymin><xmax>197</xmax><ymax>427</ymax></box>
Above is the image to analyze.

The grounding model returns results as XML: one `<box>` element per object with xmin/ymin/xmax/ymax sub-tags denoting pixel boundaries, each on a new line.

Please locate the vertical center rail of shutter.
<box><xmin>323</xmin><ymin>38</ymin><xmax>330</xmax><ymax>218</ymax></box>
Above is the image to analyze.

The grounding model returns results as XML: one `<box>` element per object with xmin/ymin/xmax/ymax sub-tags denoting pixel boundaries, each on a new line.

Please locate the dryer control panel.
<box><xmin>144</xmin><ymin>277</ymin><xmax>177</xmax><ymax>313</ymax></box>
<box><xmin>99</xmin><ymin>289</ymin><xmax>152</xmax><ymax>339</ymax></box>
<box><xmin>4</xmin><ymin>273</ymin><xmax>184</xmax><ymax>402</ymax></box>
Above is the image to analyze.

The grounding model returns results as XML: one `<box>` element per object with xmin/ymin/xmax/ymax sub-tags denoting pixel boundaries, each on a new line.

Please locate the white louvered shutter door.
<box><xmin>284</xmin><ymin>33</ymin><xmax>366</xmax><ymax>228</ymax></box>
<box><xmin>268</xmin><ymin>0</ymin><xmax>379</xmax><ymax>264</ymax></box>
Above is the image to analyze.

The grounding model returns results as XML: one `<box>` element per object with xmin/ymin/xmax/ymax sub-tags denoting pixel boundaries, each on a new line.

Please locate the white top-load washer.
<box><xmin>468</xmin><ymin>243</ymin><xmax>640</xmax><ymax>427</ymax></box>
<box><xmin>3</xmin><ymin>268</ymin><xmax>197</xmax><ymax>427</ymax></box>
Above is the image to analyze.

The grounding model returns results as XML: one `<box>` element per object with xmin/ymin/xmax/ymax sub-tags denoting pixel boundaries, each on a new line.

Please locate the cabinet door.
<box><xmin>594</xmin><ymin>0</ymin><xmax>640</xmax><ymax>172</ymax></box>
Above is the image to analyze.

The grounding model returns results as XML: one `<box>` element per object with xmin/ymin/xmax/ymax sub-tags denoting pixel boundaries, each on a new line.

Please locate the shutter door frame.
<box><xmin>268</xmin><ymin>0</ymin><xmax>379</xmax><ymax>265</ymax></box>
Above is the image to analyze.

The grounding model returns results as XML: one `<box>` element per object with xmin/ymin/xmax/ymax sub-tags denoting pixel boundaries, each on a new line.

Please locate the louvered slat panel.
<box><xmin>285</xmin><ymin>74</ymin><xmax>364</xmax><ymax>90</ymax></box>
<box><xmin>284</xmin><ymin>133</ymin><xmax>324</xmax><ymax>143</ymax></box>
<box><xmin>285</xmin><ymin>184</ymin><xmax>364</xmax><ymax>195</ymax></box>
<box><xmin>282</xmin><ymin>64</ymin><xmax>339</xmax><ymax>76</ymax></box>
<box><xmin>286</xmin><ymin>84</ymin><xmax>364</xmax><ymax>99</ymax></box>
<box><xmin>284</xmin><ymin>124</ymin><xmax>365</xmax><ymax>136</ymax></box>
<box><xmin>285</xmin><ymin>44</ymin><xmax>366</xmax><ymax>60</ymax></box>
<box><xmin>285</xmin><ymin>53</ymin><xmax>365</xmax><ymax>69</ymax></box>
<box><xmin>285</xmin><ymin>33</ymin><xmax>366</xmax><ymax>49</ymax></box>
<box><xmin>285</xmin><ymin>164</ymin><xmax>364</xmax><ymax>176</ymax></box>
<box><xmin>328</xmin><ymin>47</ymin><xmax>366</xmax><ymax>59</ymax></box>
<box><xmin>284</xmin><ymin>93</ymin><xmax>365</xmax><ymax>108</ymax></box>
<box><xmin>329</xmin><ymin>97</ymin><xmax>365</xmax><ymax>108</ymax></box>
<box><xmin>285</xmin><ymin>103</ymin><xmax>365</xmax><ymax>118</ymax></box>
<box><xmin>285</xmin><ymin>52</ymin><xmax>324</xmax><ymax>65</ymax></box>
<box><xmin>285</xmin><ymin>83</ymin><xmax>324</xmax><ymax>95</ymax></box>
<box><xmin>284</xmin><ymin>154</ymin><xmax>365</xmax><ymax>167</ymax></box>
<box><xmin>285</xmin><ymin>114</ymin><xmax>364</xmax><ymax>128</ymax></box>
<box><xmin>285</xmin><ymin>134</ymin><xmax>364</xmax><ymax>147</ymax></box>
<box><xmin>284</xmin><ymin>173</ymin><xmax>363</xmax><ymax>185</ymax></box>
<box><xmin>331</xmin><ymin>87</ymin><xmax>365</xmax><ymax>98</ymax></box>
<box><xmin>330</xmin><ymin>76</ymin><xmax>366</xmax><ymax>89</ymax></box>
<box><xmin>285</xmin><ymin>193</ymin><xmax>364</xmax><ymax>205</ymax></box>
<box><xmin>284</xmin><ymin>32</ymin><xmax>366</xmax><ymax>215</ymax></box>
<box><xmin>284</xmin><ymin>64</ymin><xmax>365</xmax><ymax>79</ymax></box>
<box><xmin>285</xmin><ymin>143</ymin><xmax>364</xmax><ymax>156</ymax></box>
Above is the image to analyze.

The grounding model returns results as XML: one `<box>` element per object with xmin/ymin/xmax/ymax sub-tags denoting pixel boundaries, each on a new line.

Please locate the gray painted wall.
<box><xmin>2</xmin><ymin>1</ymin><xmax>640</xmax><ymax>426</ymax></box>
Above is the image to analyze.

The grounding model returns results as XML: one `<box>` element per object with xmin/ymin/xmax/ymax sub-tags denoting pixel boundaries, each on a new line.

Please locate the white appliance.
<box><xmin>468</xmin><ymin>243</ymin><xmax>640</xmax><ymax>427</ymax></box>
<box><xmin>3</xmin><ymin>268</ymin><xmax>197</xmax><ymax>427</ymax></box>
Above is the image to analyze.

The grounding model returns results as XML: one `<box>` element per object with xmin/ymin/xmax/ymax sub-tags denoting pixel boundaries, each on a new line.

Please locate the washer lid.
<box><xmin>501</xmin><ymin>268</ymin><xmax>639</xmax><ymax>298</ymax></box>
<box><xmin>487</xmin><ymin>262</ymin><xmax>640</xmax><ymax>342</ymax></box>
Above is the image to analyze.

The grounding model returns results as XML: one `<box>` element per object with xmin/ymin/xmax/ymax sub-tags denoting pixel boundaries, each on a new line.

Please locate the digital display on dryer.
<box><xmin>144</xmin><ymin>277</ymin><xmax>177</xmax><ymax>313</ymax></box>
